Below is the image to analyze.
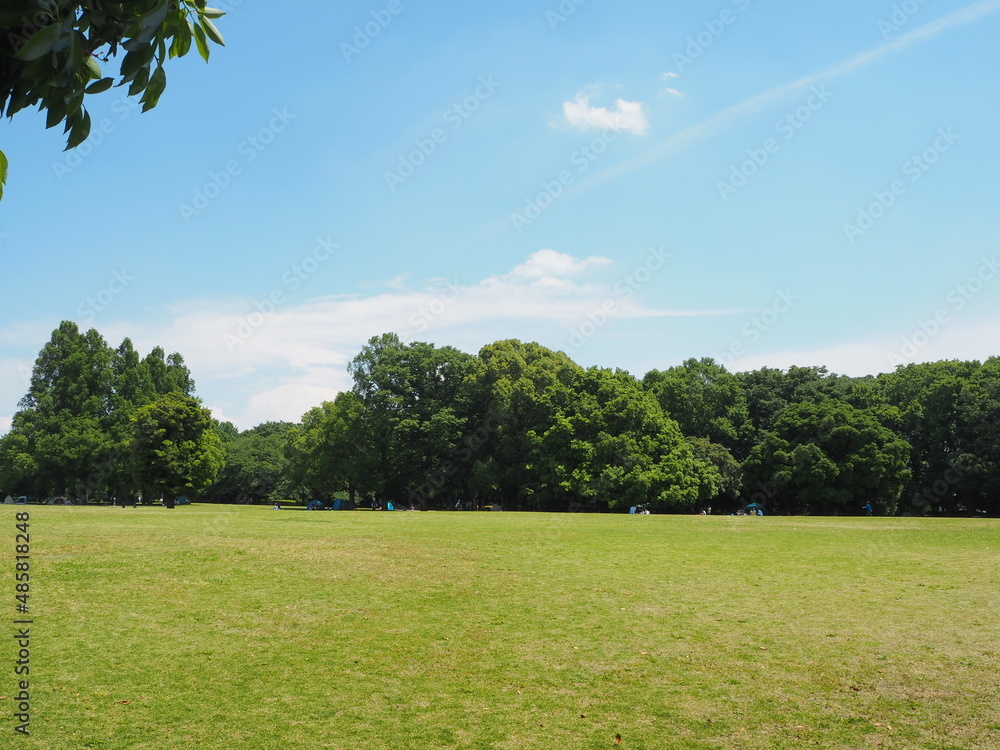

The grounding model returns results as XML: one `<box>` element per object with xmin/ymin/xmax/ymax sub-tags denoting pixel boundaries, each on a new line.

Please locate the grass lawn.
<box><xmin>2</xmin><ymin>506</ymin><xmax>998</xmax><ymax>749</ymax></box>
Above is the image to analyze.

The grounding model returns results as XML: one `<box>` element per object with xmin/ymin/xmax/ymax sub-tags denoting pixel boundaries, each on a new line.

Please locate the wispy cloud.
<box><xmin>562</xmin><ymin>93</ymin><xmax>650</xmax><ymax>135</ymax></box>
<box><xmin>0</xmin><ymin>250</ymin><xmax>740</xmax><ymax>430</ymax></box>
<box><xmin>569</xmin><ymin>0</ymin><xmax>1000</xmax><ymax>197</ymax></box>
<box><xmin>723</xmin><ymin>318</ymin><xmax>1000</xmax><ymax>377</ymax></box>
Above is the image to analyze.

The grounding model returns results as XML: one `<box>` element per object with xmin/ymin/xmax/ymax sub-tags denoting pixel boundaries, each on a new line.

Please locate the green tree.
<box><xmin>0</xmin><ymin>0</ymin><xmax>225</xmax><ymax>199</ymax></box>
<box><xmin>737</xmin><ymin>365</ymin><xmax>856</xmax><ymax>436</ymax></box>
<box><xmin>466</xmin><ymin>339</ymin><xmax>582</xmax><ymax>509</ymax></box>
<box><xmin>144</xmin><ymin>346</ymin><xmax>194</xmax><ymax>396</ymax></box>
<box><xmin>742</xmin><ymin>399</ymin><xmax>911</xmax><ymax>515</ymax></box>
<box><xmin>207</xmin><ymin>421</ymin><xmax>294</xmax><ymax>504</ymax></box>
<box><xmin>879</xmin><ymin>360</ymin><xmax>988</xmax><ymax>515</ymax></box>
<box><xmin>285</xmin><ymin>393</ymin><xmax>375</xmax><ymax>505</ymax></box>
<box><xmin>643</xmin><ymin>358</ymin><xmax>753</xmax><ymax>459</ymax></box>
<box><xmin>0</xmin><ymin>321</ymin><xmax>115</xmax><ymax>499</ymax></box>
<box><xmin>130</xmin><ymin>392</ymin><xmax>223</xmax><ymax>508</ymax></box>
<box><xmin>961</xmin><ymin>357</ymin><xmax>1000</xmax><ymax>516</ymax></box>
<box><xmin>532</xmin><ymin>367</ymin><xmax>718</xmax><ymax>512</ymax></box>
<box><xmin>686</xmin><ymin>436</ymin><xmax>742</xmax><ymax>507</ymax></box>
<box><xmin>348</xmin><ymin>333</ymin><xmax>473</xmax><ymax>507</ymax></box>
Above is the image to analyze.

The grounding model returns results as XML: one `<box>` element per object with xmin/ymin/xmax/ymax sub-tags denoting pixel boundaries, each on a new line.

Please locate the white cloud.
<box><xmin>661</xmin><ymin>73</ymin><xmax>683</xmax><ymax>95</ymax></box>
<box><xmin>509</xmin><ymin>249</ymin><xmax>611</xmax><ymax>280</ymax></box>
<box><xmin>0</xmin><ymin>251</ymin><xmax>743</xmax><ymax>430</ymax></box>
<box><xmin>724</xmin><ymin>319</ymin><xmax>1000</xmax><ymax>377</ymax></box>
<box><xmin>566</xmin><ymin>0</ymin><xmax>1000</xmax><ymax>198</ymax></box>
<box><xmin>0</xmin><ymin>414</ymin><xmax>12</xmax><ymax>436</ymax></box>
<box><xmin>563</xmin><ymin>94</ymin><xmax>650</xmax><ymax>135</ymax></box>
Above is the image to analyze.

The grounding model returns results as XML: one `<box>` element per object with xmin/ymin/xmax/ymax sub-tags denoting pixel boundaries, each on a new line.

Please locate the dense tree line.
<box><xmin>0</xmin><ymin>321</ymin><xmax>220</xmax><ymax>507</ymax></box>
<box><xmin>3</xmin><ymin>323</ymin><xmax>998</xmax><ymax>515</ymax></box>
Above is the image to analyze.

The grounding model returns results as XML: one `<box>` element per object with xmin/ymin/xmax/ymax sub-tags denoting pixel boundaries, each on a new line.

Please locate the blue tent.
<box><xmin>306</xmin><ymin>500</ymin><xmax>325</xmax><ymax>510</ymax></box>
<box><xmin>332</xmin><ymin>498</ymin><xmax>348</xmax><ymax>510</ymax></box>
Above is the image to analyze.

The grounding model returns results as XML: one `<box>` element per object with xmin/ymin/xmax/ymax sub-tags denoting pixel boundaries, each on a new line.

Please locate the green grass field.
<box><xmin>2</xmin><ymin>506</ymin><xmax>998</xmax><ymax>749</ymax></box>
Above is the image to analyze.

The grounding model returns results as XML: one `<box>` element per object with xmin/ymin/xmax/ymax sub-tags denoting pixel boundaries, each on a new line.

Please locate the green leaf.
<box><xmin>119</xmin><ymin>48</ymin><xmax>147</xmax><ymax>80</ymax></box>
<box><xmin>198</xmin><ymin>16</ymin><xmax>225</xmax><ymax>46</ymax></box>
<box><xmin>0</xmin><ymin>148</ymin><xmax>7</xmax><ymax>202</ymax></box>
<box><xmin>141</xmin><ymin>67</ymin><xmax>167</xmax><ymax>113</ymax></box>
<box><xmin>170</xmin><ymin>21</ymin><xmax>192</xmax><ymax>58</ymax></box>
<box><xmin>65</xmin><ymin>111</ymin><xmax>91</xmax><ymax>150</ymax></box>
<box><xmin>192</xmin><ymin>22</ymin><xmax>210</xmax><ymax>62</ymax></box>
<box><xmin>15</xmin><ymin>22</ymin><xmax>61</xmax><ymax>61</ymax></box>
<box><xmin>202</xmin><ymin>7</ymin><xmax>226</xmax><ymax>19</ymax></box>
<box><xmin>84</xmin><ymin>55</ymin><xmax>102</xmax><ymax>80</ymax></box>
<box><xmin>45</xmin><ymin>103</ymin><xmax>64</xmax><ymax>130</ymax></box>
<box><xmin>85</xmin><ymin>77</ymin><xmax>114</xmax><ymax>94</ymax></box>
<box><xmin>128</xmin><ymin>66</ymin><xmax>150</xmax><ymax>97</ymax></box>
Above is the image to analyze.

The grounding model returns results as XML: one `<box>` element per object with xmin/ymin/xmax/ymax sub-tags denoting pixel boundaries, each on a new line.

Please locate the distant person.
<box><xmin>629</xmin><ymin>506</ymin><xmax>637</xmax><ymax>515</ymax></box>
<box><xmin>273</xmin><ymin>503</ymin><xmax>281</xmax><ymax>510</ymax></box>
<box><xmin>862</xmin><ymin>503</ymin><xmax>873</xmax><ymax>516</ymax></box>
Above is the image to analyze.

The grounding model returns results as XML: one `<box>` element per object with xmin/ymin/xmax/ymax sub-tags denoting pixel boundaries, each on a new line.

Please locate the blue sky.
<box><xmin>2</xmin><ymin>0</ymin><xmax>999</xmax><ymax>430</ymax></box>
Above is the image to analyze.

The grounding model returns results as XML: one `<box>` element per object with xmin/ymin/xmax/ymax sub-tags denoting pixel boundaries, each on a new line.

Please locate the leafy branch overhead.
<box><xmin>0</xmin><ymin>0</ymin><xmax>225</xmax><ymax>192</ymax></box>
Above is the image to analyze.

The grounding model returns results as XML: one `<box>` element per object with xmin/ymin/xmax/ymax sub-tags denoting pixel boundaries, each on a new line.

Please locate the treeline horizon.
<box><xmin>1</xmin><ymin>322</ymin><xmax>998</xmax><ymax>517</ymax></box>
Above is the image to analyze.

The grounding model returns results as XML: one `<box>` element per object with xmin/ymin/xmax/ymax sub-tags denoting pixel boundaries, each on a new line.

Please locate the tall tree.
<box><xmin>0</xmin><ymin>321</ymin><xmax>115</xmax><ymax>498</ymax></box>
<box><xmin>131</xmin><ymin>392</ymin><xmax>223</xmax><ymax>508</ymax></box>
<box><xmin>532</xmin><ymin>367</ymin><xmax>719</xmax><ymax>512</ymax></box>
<box><xmin>742</xmin><ymin>399</ymin><xmax>911</xmax><ymax>515</ymax></box>
<box><xmin>643</xmin><ymin>358</ymin><xmax>753</xmax><ymax>459</ymax></box>
<box><xmin>879</xmin><ymin>360</ymin><xmax>987</xmax><ymax>515</ymax></box>
<box><xmin>961</xmin><ymin>357</ymin><xmax>1000</xmax><ymax>516</ymax></box>
<box><xmin>466</xmin><ymin>339</ymin><xmax>582</xmax><ymax>509</ymax></box>
<box><xmin>284</xmin><ymin>393</ymin><xmax>375</xmax><ymax>505</ymax></box>
<box><xmin>144</xmin><ymin>346</ymin><xmax>194</xmax><ymax>396</ymax></box>
<box><xmin>737</xmin><ymin>365</ymin><xmax>856</xmax><ymax>436</ymax></box>
<box><xmin>208</xmin><ymin>421</ymin><xmax>294</xmax><ymax>504</ymax></box>
<box><xmin>348</xmin><ymin>333</ymin><xmax>473</xmax><ymax>507</ymax></box>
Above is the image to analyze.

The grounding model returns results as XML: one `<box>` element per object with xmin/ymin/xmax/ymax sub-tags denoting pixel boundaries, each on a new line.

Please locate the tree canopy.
<box><xmin>2</xmin><ymin>322</ymin><xmax>999</xmax><ymax>517</ymax></box>
<box><xmin>0</xmin><ymin>321</ymin><xmax>200</xmax><ymax>502</ymax></box>
<box><xmin>0</xmin><ymin>1</ymin><xmax>226</xmax><ymax>199</ymax></box>
<box><xmin>131</xmin><ymin>392</ymin><xmax>223</xmax><ymax>508</ymax></box>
